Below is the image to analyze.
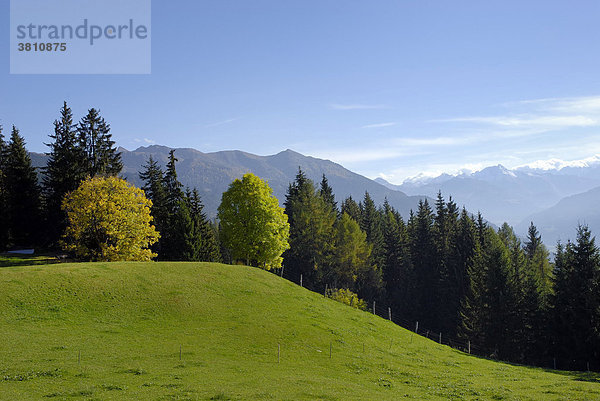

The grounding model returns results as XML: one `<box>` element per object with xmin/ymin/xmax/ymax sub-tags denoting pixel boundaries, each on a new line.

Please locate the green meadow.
<box><xmin>0</xmin><ymin>261</ymin><xmax>598</xmax><ymax>400</ymax></box>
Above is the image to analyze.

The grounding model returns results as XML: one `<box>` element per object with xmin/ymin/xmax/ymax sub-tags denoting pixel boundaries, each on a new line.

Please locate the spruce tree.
<box><xmin>139</xmin><ymin>156</ymin><xmax>168</xmax><ymax>255</ymax></box>
<box><xmin>382</xmin><ymin>200</ymin><xmax>414</xmax><ymax>319</ymax></box>
<box><xmin>360</xmin><ymin>192</ymin><xmax>385</xmax><ymax>269</ymax></box>
<box><xmin>553</xmin><ymin>225</ymin><xmax>600</xmax><ymax>370</ymax></box>
<box><xmin>409</xmin><ymin>200</ymin><xmax>439</xmax><ymax>329</ymax></box>
<box><xmin>341</xmin><ymin>196</ymin><xmax>361</xmax><ymax>222</ymax></box>
<box><xmin>159</xmin><ymin>150</ymin><xmax>191</xmax><ymax>260</ymax></box>
<box><xmin>43</xmin><ymin>102</ymin><xmax>85</xmax><ymax>247</ymax></box>
<box><xmin>188</xmin><ymin>188</ymin><xmax>221</xmax><ymax>262</ymax></box>
<box><xmin>524</xmin><ymin>222</ymin><xmax>553</xmax><ymax>300</ymax></box>
<box><xmin>77</xmin><ymin>108</ymin><xmax>122</xmax><ymax>177</ymax></box>
<box><xmin>5</xmin><ymin>126</ymin><xmax>42</xmax><ymax>247</ymax></box>
<box><xmin>319</xmin><ymin>174</ymin><xmax>337</xmax><ymax>214</ymax></box>
<box><xmin>283</xmin><ymin>168</ymin><xmax>336</xmax><ymax>288</ymax></box>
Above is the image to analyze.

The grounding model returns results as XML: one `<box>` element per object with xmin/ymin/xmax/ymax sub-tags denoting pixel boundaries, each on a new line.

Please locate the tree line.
<box><xmin>1</xmin><ymin>102</ymin><xmax>598</xmax><ymax>371</ymax></box>
<box><xmin>281</xmin><ymin>169</ymin><xmax>599</xmax><ymax>371</ymax></box>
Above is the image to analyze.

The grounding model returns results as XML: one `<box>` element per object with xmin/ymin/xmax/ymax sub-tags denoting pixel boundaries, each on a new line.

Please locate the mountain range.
<box><xmin>31</xmin><ymin>146</ymin><xmax>600</xmax><ymax>247</ymax></box>
<box><xmin>32</xmin><ymin>146</ymin><xmax>428</xmax><ymax>220</ymax></box>
<box><xmin>377</xmin><ymin>156</ymin><xmax>600</xmax><ymax>247</ymax></box>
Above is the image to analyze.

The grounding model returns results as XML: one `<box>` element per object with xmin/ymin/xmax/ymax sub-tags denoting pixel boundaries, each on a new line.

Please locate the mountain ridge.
<box><xmin>31</xmin><ymin>146</ymin><xmax>430</xmax><ymax>219</ymax></box>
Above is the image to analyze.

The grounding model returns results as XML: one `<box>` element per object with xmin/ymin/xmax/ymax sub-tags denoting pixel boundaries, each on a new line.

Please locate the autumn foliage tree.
<box><xmin>62</xmin><ymin>176</ymin><xmax>159</xmax><ymax>261</ymax></box>
<box><xmin>218</xmin><ymin>173</ymin><xmax>290</xmax><ymax>269</ymax></box>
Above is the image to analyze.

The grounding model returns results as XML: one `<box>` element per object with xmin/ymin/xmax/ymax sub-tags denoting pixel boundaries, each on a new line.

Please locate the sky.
<box><xmin>2</xmin><ymin>0</ymin><xmax>600</xmax><ymax>183</ymax></box>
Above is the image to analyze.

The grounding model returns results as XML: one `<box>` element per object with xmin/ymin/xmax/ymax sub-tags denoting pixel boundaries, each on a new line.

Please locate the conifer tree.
<box><xmin>159</xmin><ymin>150</ymin><xmax>192</xmax><ymax>260</ymax></box>
<box><xmin>381</xmin><ymin>200</ymin><xmax>414</xmax><ymax>318</ymax></box>
<box><xmin>331</xmin><ymin>213</ymin><xmax>373</xmax><ymax>291</ymax></box>
<box><xmin>5</xmin><ymin>126</ymin><xmax>42</xmax><ymax>247</ymax></box>
<box><xmin>341</xmin><ymin>196</ymin><xmax>361</xmax><ymax>222</ymax></box>
<box><xmin>139</xmin><ymin>156</ymin><xmax>169</xmax><ymax>255</ymax></box>
<box><xmin>283</xmin><ymin>169</ymin><xmax>336</xmax><ymax>288</ymax></box>
<box><xmin>77</xmin><ymin>108</ymin><xmax>122</xmax><ymax>177</ymax></box>
<box><xmin>319</xmin><ymin>174</ymin><xmax>337</xmax><ymax>214</ymax></box>
<box><xmin>409</xmin><ymin>200</ymin><xmax>439</xmax><ymax>329</ymax></box>
<box><xmin>188</xmin><ymin>188</ymin><xmax>221</xmax><ymax>262</ymax></box>
<box><xmin>43</xmin><ymin>102</ymin><xmax>85</xmax><ymax>246</ymax></box>
<box><xmin>360</xmin><ymin>192</ymin><xmax>385</xmax><ymax>270</ymax></box>
<box><xmin>524</xmin><ymin>222</ymin><xmax>553</xmax><ymax>300</ymax></box>
<box><xmin>553</xmin><ymin>225</ymin><xmax>600</xmax><ymax>369</ymax></box>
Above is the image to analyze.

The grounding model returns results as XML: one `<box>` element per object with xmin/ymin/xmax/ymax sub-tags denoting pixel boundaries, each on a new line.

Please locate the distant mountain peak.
<box><xmin>516</xmin><ymin>154</ymin><xmax>600</xmax><ymax>171</ymax></box>
<box><xmin>477</xmin><ymin>164</ymin><xmax>517</xmax><ymax>178</ymax></box>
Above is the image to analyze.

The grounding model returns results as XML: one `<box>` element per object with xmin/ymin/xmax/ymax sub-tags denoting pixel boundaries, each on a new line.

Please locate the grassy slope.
<box><xmin>0</xmin><ymin>262</ymin><xmax>598</xmax><ymax>401</ymax></box>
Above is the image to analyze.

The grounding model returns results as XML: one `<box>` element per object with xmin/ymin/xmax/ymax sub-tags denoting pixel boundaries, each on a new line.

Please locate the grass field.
<box><xmin>0</xmin><ymin>261</ymin><xmax>599</xmax><ymax>400</ymax></box>
<box><xmin>0</xmin><ymin>254</ymin><xmax>60</xmax><ymax>268</ymax></box>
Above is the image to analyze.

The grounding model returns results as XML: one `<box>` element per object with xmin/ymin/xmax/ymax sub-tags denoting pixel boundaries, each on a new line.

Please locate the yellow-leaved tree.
<box><xmin>218</xmin><ymin>173</ymin><xmax>290</xmax><ymax>269</ymax></box>
<box><xmin>62</xmin><ymin>176</ymin><xmax>159</xmax><ymax>261</ymax></box>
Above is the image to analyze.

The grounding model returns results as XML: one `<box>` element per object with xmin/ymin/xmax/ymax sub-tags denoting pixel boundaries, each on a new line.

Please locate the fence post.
<box><xmin>300</xmin><ymin>274</ymin><xmax>303</xmax><ymax>288</ymax></box>
<box><xmin>439</xmin><ymin>332</ymin><xmax>442</xmax><ymax>344</ymax></box>
<box><xmin>388</xmin><ymin>307</ymin><xmax>392</xmax><ymax>321</ymax></box>
<box><xmin>553</xmin><ymin>357</ymin><xmax>556</xmax><ymax>370</ymax></box>
<box><xmin>324</xmin><ymin>284</ymin><xmax>328</xmax><ymax>297</ymax></box>
<box><xmin>415</xmin><ymin>321</ymin><xmax>419</xmax><ymax>333</ymax></box>
<box><xmin>468</xmin><ymin>340</ymin><xmax>471</xmax><ymax>354</ymax></box>
<box><xmin>280</xmin><ymin>266</ymin><xmax>284</xmax><ymax>277</ymax></box>
<box><xmin>372</xmin><ymin>301</ymin><xmax>376</xmax><ymax>315</ymax></box>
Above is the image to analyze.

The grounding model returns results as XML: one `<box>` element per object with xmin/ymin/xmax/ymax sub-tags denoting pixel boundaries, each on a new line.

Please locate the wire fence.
<box><xmin>281</xmin><ymin>270</ymin><xmax>599</xmax><ymax>373</ymax></box>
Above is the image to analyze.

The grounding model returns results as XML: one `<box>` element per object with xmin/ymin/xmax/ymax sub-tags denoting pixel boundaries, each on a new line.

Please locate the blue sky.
<box><xmin>2</xmin><ymin>0</ymin><xmax>600</xmax><ymax>182</ymax></box>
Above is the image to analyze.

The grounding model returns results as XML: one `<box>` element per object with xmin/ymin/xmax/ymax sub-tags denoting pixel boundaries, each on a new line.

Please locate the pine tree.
<box><xmin>524</xmin><ymin>222</ymin><xmax>553</xmax><ymax>301</ymax></box>
<box><xmin>283</xmin><ymin>168</ymin><xmax>336</xmax><ymax>288</ymax></box>
<box><xmin>43</xmin><ymin>102</ymin><xmax>85</xmax><ymax>247</ymax></box>
<box><xmin>159</xmin><ymin>150</ymin><xmax>192</xmax><ymax>260</ymax></box>
<box><xmin>381</xmin><ymin>200</ymin><xmax>414</xmax><ymax>319</ymax></box>
<box><xmin>553</xmin><ymin>225</ymin><xmax>600</xmax><ymax>370</ymax></box>
<box><xmin>139</xmin><ymin>156</ymin><xmax>168</xmax><ymax>255</ymax></box>
<box><xmin>360</xmin><ymin>192</ymin><xmax>385</xmax><ymax>267</ymax></box>
<box><xmin>435</xmin><ymin>194</ymin><xmax>462</xmax><ymax>335</ymax></box>
<box><xmin>409</xmin><ymin>199</ymin><xmax>439</xmax><ymax>329</ymax></box>
<box><xmin>77</xmin><ymin>108</ymin><xmax>122</xmax><ymax>177</ymax></box>
<box><xmin>341</xmin><ymin>196</ymin><xmax>361</xmax><ymax>222</ymax></box>
<box><xmin>188</xmin><ymin>188</ymin><xmax>220</xmax><ymax>262</ymax></box>
<box><xmin>319</xmin><ymin>174</ymin><xmax>337</xmax><ymax>214</ymax></box>
<box><xmin>5</xmin><ymin>126</ymin><xmax>42</xmax><ymax>247</ymax></box>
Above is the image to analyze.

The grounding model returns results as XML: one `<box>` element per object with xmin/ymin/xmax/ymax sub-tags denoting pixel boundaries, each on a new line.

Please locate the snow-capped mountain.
<box><xmin>381</xmin><ymin>156</ymin><xmax>600</xmax><ymax>244</ymax></box>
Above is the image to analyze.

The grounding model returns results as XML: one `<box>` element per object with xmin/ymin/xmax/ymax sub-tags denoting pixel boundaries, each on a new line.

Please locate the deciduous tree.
<box><xmin>62</xmin><ymin>176</ymin><xmax>159</xmax><ymax>261</ymax></box>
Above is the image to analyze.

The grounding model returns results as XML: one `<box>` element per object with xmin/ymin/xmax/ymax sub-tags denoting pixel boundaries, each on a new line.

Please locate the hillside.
<box><xmin>32</xmin><ymin>146</ymin><xmax>427</xmax><ymax>218</ymax></box>
<box><xmin>517</xmin><ymin>186</ymin><xmax>600</xmax><ymax>247</ymax></box>
<box><xmin>1</xmin><ymin>262</ymin><xmax>598</xmax><ymax>400</ymax></box>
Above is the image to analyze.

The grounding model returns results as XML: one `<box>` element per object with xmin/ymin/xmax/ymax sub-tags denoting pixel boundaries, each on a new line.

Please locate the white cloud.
<box><xmin>361</xmin><ymin>122</ymin><xmax>396</xmax><ymax>129</ymax></box>
<box><xmin>441</xmin><ymin>115</ymin><xmax>597</xmax><ymax>128</ymax></box>
<box><xmin>436</xmin><ymin>95</ymin><xmax>600</xmax><ymax>137</ymax></box>
<box><xmin>516</xmin><ymin>154</ymin><xmax>600</xmax><ymax>171</ymax></box>
<box><xmin>329</xmin><ymin>103</ymin><xmax>388</xmax><ymax>110</ymax></box>
<box><xmin>204</xmin><ymin>118</ymin><xmax>238</xmax><ymax>128</ymax></box>
<box><xmin>133</xmin><ymin>138</ymin><xmax>156</xmax><ymax>145</ymax></box>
